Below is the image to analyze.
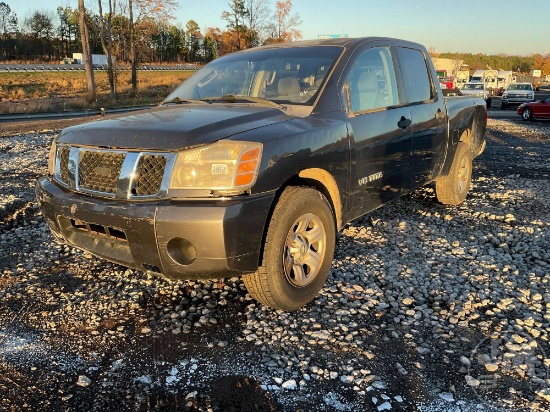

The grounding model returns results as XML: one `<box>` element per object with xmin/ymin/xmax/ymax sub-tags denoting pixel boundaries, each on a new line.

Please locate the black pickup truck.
<box><xmin>36</xmin><ymin>37</ymin><xmax>487</xmax><ymax>311</ymax></box>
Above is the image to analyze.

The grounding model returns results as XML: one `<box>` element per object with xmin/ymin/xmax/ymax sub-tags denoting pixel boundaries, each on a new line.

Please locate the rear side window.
<box><xmin>397</xmin><ymin>47</ymin><xmax>434</xmax><ymax>103</ymax></box>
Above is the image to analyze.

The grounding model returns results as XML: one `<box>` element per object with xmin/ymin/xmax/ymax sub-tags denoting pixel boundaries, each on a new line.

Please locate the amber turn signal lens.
<box><xmin>234</xmin><ymin>148</ymin><xmax>261</xmax><ymax>188</ymax></box>
<box><xmin>241</xmin><ymin>148</ymin><xmax>260</xmax><ymax>161</ymax></box>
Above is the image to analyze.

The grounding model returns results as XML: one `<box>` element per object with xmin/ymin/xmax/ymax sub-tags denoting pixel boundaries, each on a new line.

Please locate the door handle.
<box><xmin>397</xmin><ymin>116</ymin><xmax>411</xmax><ymax>130</ymax></box>
<box><xmin>436</xmin><ymin>108</ymin><xmax>445</xmax><ymax>120</ymax></box>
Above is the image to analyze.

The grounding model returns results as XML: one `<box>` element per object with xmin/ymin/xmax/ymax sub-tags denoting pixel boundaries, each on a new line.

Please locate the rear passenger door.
<box><xmin>395</xmin><ymin>45</ymin><xmax>447</xmax><ymax>187</ymax></box>
<box><xmin>343</xmin><ymin>43</ymin><xmax>413</xmax><ymax>219</ymax></box>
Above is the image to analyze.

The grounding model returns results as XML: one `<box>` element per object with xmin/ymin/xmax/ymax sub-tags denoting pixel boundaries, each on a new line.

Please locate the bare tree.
<box><xmin>271</xmin><ymin>0</ymin><xmax>301</xmax><ymax>43</ymax></box>
<box><xmin>126</xmin><ymin>0</ymin><xmax>178</xmax><ymax>95</ymax></box>
<box><xmin>78</xmin><ymin>0</ymin><xmax>96</xmax><ymax>101</ymax></box>
<box><xmin>98</xmin><ymin>0</ymin><xmax>117</xmax><ymax>98</ymax></box>
<box><xmin>0</xmin><ymin>2</ymin><xmax>18</xmax><ymax>36</ymax></box>
<box><xmin>0</xmin><ymin>2</ymin><xmax>18</xmax><ymax>60</ymax></box>
<box><xmin>129</xmin><ymin>0</ymin><xmax>136</xmax><ymax>94</ymax></box>
<box><xmin>246</xmin><ymin>0</ymin><xmax>270</xmax><ymax>46</ymax></box>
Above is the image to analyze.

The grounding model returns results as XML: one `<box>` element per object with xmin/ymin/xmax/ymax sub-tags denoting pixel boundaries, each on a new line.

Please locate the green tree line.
<box><xmin>0</xmin><ymin>0</ymin><xmax>302</xmax><ymax>65</ymax></box>
<box><xmin>438</xmin><ymin>52</ymin><xmax>550</xmax><ymax>75</ymax></box>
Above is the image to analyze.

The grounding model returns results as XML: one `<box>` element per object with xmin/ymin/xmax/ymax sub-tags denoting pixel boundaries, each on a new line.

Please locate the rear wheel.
<box><xmin>522</xmin><ymin>107</ymin><xmax>533</xmax><ymax>121</ymax></box>
<box><xmin>243</xmin><ymin>186</ymin><xmax>336</xmax><ymax>311</ymax></box>
<box><xmin>435</xmin><ymin>142</ymin><xmax>472</xmax><ymax>205</ymax></box>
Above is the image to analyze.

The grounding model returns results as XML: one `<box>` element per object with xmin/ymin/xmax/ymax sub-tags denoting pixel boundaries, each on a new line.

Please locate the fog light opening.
<box><xmin>166</xmin><ymin>237</ymin><xmax>197</xmax><ymax>266</ymax></box>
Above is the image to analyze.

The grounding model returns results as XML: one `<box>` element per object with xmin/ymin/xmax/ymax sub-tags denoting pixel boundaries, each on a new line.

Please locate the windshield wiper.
<box><xmin>201</xmin><ymin>94</ymin><xmax>287</xmax><ymax>111</ymax></box>
<box><xmin>161</xmin><ymin>97</ymin><xmax>206</xmax><ymax>105</ymax></box>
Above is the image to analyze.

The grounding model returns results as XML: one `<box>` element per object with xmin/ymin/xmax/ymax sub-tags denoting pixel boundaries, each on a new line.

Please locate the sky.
<box><xmin>6</xmin><ymin>0</ymin><xmax>550</xmax><ymax>56</ymax></box>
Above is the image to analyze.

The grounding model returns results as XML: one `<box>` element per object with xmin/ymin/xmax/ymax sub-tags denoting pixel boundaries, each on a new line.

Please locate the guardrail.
<box><xmin>0</xmin><ymin>105</ymin><xmax>155</xmax><ymax>123</ymax></box>
<box><xmin>0</xmin><ymin>64</ymin><xmax>199</xmax><ymax>73</ymax></box>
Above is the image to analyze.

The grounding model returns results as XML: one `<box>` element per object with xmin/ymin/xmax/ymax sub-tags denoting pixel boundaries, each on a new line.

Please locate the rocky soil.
<box><xmin>1</xmin><ymin>110</ymin><xmax>549</xmax><ymax>411</ymax></box>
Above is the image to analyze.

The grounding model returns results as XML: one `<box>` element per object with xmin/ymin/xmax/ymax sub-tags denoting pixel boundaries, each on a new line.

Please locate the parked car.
<box><xmin>501</xmin><ymin>83</ymin><xmax>535</xmax><ymax>109</ymax></box>
<box><xmin>36</xmin><ymin>37</ymin><xmax>487</xmax><ymax>311</ymax></box>
<box><xmin>439</xmin><ymin>76</ymin><xmax>454</xmax><ymax>89</ymax></box>
<box><xmin>460</xmin><ymin>82</ymin><xmax>492</xmax><ymax>107</ymax></box>
<box><xmin>517</xmin><ymin>96</ymin><xmax>550</xmax><ymax>120</ymax></box>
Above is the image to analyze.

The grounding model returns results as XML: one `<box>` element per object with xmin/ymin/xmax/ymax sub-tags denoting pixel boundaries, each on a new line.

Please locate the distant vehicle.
<box><xmin>501</xmin><ymin>83</ymin><xmax>535</xmax><ymax>109</ymax></box>
<box><xmin>461</xmin><ymin>82</ymin><xmax>492</xmax><ymax>107</ymax></box>
<box><xmin>470</xmin><ymin>70</ymin><xmax>498</xmax><ymax>95</ymax></box>
<box><xmin>454</xmin><ymin>70</ymin><xmax>470</xmax><ymax>89</ymax></box>
<box><xmin>72</xmin><ymin>53</ymin><xmax>108</xmax><ymax>67</ymax></box>
<box><xmin>530</xmin><ymin>69</ymin><xmax>542</xmax><ymax>78</ymax></box>
<box><xmin>514</xmin><ymin>73</ymin><xmax>543</xmax><ymax>91</ymax></box>
<box><xmin>439</xmin><ymin>76</ymin><xmax>454</xmax><ymax>89</ymax></box>
<box><xmin>517</xmin><ymin>96</ymin><xmax>550</xmax><ymax>120</ymax></box>
<box><xmin>61</xmin><ymin>57</ymin><xmax>78</xmax><ymax>65</ymax></box>
<box><xmin>496</xmin><ymin>70</ymin><xmax>513</xmax><ymax>95</ymax></box>
<box><xmin>436</xmin><ymin>70</ymin><xmax>455</xmax><ymax>90</ymax></box>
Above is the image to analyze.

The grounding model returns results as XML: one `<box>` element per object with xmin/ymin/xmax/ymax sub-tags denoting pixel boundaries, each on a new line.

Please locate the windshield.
<box><xmin>508</xmin><ymin>83</ymin><xmax>532</xmax><ymax>90</ymax></box>
<box><xmin>462</xmin><ymin>84</ymin><xmax>483</xmax><ymax>90</ymax></box>
<box><xmin>164</xmin><ymin>46</ymin><xmax>343</xmax><ymax>106</ymax></box>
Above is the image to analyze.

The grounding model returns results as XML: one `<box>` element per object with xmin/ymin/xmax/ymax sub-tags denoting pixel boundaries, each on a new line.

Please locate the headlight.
<box><xmin>502</xmin><ymin>92</ymin><xmax>508</xmax><ymax>98</ymax></box>
<box><xmin>47</xmin><ymin>139</ymin><xmax>57</xmax><ymax>175</ymax></box>
<box><xmin>528</xmin><ymin>93</ymin><xmax>534</xmax><ymax>99</ymax></box>
<box><xmin>169</xmin><ymin>140</ymin><xmax>262</xmax><ymax>196</ymax></box>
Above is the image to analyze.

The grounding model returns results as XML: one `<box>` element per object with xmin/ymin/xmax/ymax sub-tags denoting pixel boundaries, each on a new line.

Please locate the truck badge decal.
<box><xmin>358</xmin><ymin>172</ymin><xmax>383</xmax><ymax>186</ymax></box>
<box><xmin>94</xmin><ymin>166</ymin><xmax>112</xmax><ymax>177</ymax></box>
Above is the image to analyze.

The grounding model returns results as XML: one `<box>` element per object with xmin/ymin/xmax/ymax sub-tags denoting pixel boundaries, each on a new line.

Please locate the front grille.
<box><xmin>134</xmin><ymin>155</ymin><xmax>167</xmax><ymax>196</ymax></box>
<box><xmin>54</xmin><ymin>146</ymin><xmax>174</xmax><ymax>199</ymax></box>
<box><xmin>58</xmin><ymin>147</ymin><xmax>70</xmax><ymax>184</ymax></box>
<box><xmin>79</xmin><ymin>151</ymin><xmax>125</xmax><ymax>194</ymax></box>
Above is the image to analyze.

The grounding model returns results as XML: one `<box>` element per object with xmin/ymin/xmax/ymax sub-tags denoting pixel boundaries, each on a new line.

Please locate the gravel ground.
<box><xmin>1</xmin><ymin>110</ymin><xmax>549</xmax><ymax>411</ymax></box>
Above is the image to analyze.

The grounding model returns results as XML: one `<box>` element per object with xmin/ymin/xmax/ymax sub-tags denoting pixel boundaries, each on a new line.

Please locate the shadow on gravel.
<box><xmin>1</xmin><ymin>116</ymin><xmax>550</xmax><ymax>411</ymax></box>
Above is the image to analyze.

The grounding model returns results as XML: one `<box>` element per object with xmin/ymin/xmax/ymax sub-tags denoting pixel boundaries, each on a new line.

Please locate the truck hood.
<box><xmin>56</xmin><ymin>104</ymin><xmax>292</xmax><ymax>151</ymax></box>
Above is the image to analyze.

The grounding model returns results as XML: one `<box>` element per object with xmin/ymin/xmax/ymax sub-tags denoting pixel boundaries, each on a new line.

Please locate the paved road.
<box><xmin>0</xmin><ymin>64</ymin><xmax>198</xmax><ymax>72</ymax></box>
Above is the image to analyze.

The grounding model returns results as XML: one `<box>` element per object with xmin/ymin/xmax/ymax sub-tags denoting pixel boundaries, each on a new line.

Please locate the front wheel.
<box><xmin>243</xmin><ymin>186</ymin><xmax>336</xmax><ymax>311</ymax></box>
<box><xmin>435</xmin><ymin>142</ymin><xmax>473</xmax><ymax>205</ymax></box>
<box><xmin>522</xmin><ymin>107</ymin><xmax>533</xmax><ymax>121</ymax></box>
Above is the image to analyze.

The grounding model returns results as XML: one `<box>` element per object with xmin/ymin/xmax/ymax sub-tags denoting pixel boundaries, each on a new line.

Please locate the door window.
<box><xmin>345</xmin><ymin>47</ymin><xmax>399</xmax><ymax>113</ymax></box>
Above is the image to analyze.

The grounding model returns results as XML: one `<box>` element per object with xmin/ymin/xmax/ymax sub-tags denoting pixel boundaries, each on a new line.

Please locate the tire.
<box><xmin>243</xmin><ymin>186</ymin><xmax>336</xmax><ymax>311</ymax></box>
<box><xmin>521</xmin><ymin>107</ymin><xmax>533</xmax><ymax>121</ymax></box>
<box><xmin>435</xmin><ymin>142</ymin><xmax>473</xmax><ymax>205</ymax></box>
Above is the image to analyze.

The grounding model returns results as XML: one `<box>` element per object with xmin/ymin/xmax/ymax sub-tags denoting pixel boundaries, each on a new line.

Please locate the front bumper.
<box><xmin>501</xmin><ymin>96</ymin><xmax>534</xmax><ymax>106</ymax></box>
<box><xmin>36</xmin><ymin>177</ymin><xmax>274</xmax><ymax>280</ymax></box>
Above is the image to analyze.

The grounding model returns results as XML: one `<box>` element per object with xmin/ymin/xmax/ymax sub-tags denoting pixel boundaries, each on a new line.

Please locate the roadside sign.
<box><xmin>318</xmin><ymin>34</ymin><xmax>349</xmax><ymax>39</ymax></box>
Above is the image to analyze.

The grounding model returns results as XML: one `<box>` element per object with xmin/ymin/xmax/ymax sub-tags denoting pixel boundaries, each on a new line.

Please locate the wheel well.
<box><xmin>296</xmin><ymin>169</ymin><xmax>342</xmax><ymax>231</ymax></box>
<box><xmin>459</xmin><ymin>128</ymin><xmax>471</xmax><ymax>146</ymax></box>
<box><xmin>256</xmin><ymin>169</ymin><xmax>343</xmax><ymax>268</ymax></box>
